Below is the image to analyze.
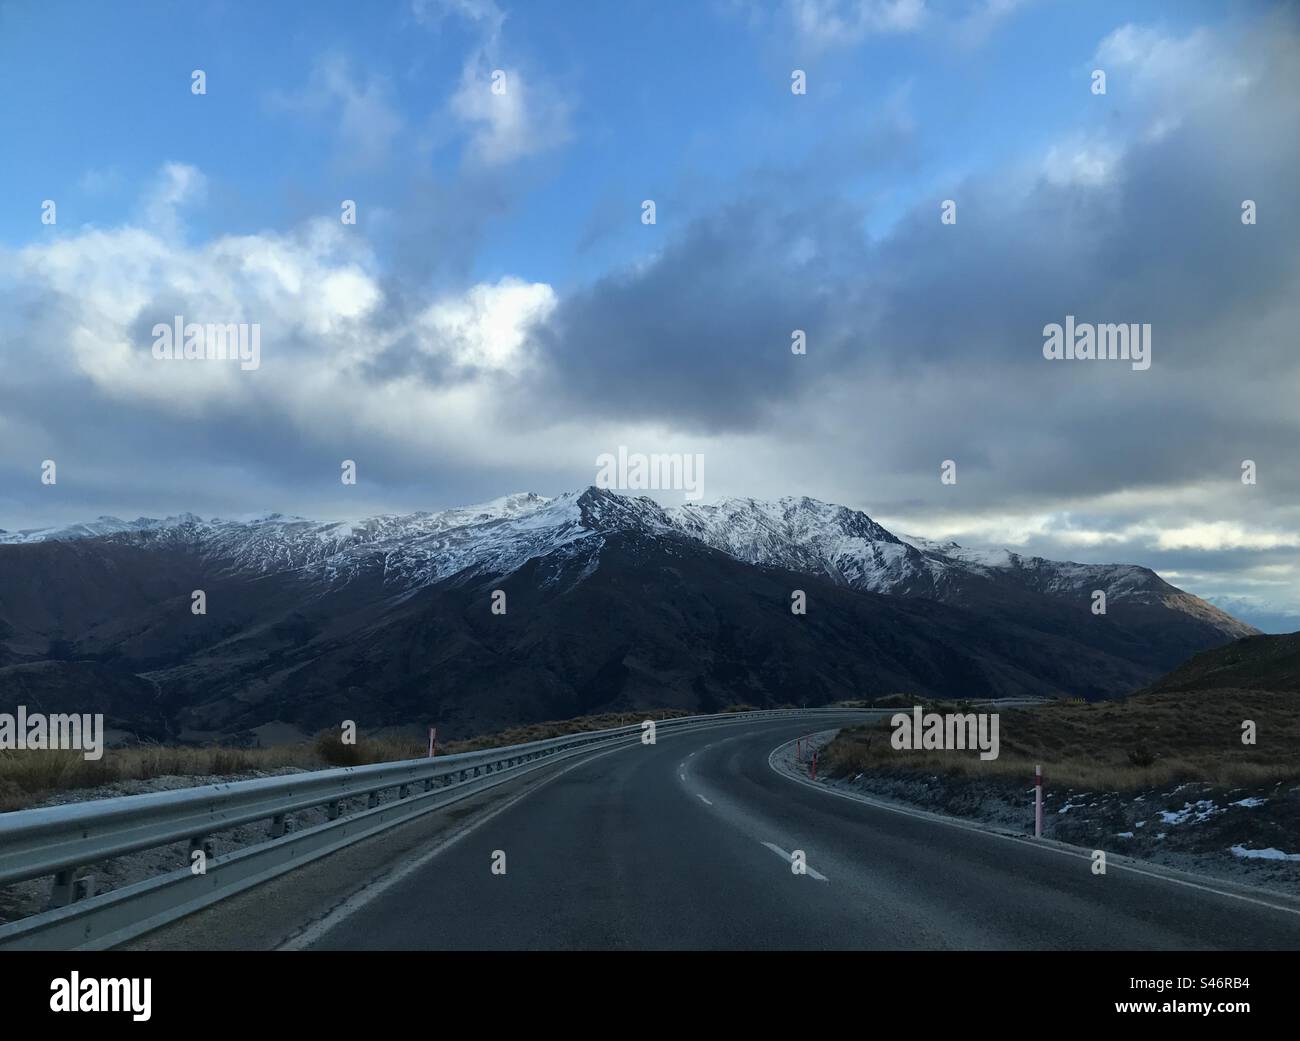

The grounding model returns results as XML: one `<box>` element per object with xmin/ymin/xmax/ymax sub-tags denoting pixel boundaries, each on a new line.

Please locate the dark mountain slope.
<box><xmin>1140</xmin><ymin>631</ymin><xmax>1300</xmax><ymax>696</ymax></box>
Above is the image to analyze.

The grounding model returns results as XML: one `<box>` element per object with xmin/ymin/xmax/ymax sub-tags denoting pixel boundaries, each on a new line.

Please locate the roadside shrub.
<box><xmin>1126</xmin><ymin>743</ymin><xmax>1157</xmax><ymax>768</ymax></box>
<box><xmin>314</xmin><ymin>730</ymin><xmax>365</xmax><ymax>767</ymax></box>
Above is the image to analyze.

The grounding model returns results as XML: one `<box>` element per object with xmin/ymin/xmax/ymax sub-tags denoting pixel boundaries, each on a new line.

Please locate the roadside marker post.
<box><xmin>812</xmin><ymin>750</ymin><xmax>818</xmax><ymax>781</ymax></box>
<box><xmin>1034</xmin><ymin>764</ymin><xmax>1043</xmax><ymax>838</ymax></box>
<box><xmin>428</xmin><ymin>727</ymin><xmax>438</xmax><ymax>758</ymax></box>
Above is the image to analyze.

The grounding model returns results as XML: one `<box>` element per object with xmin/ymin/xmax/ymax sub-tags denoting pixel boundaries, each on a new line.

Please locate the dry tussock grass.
<box><xmin>821</xmin><ymin>689</ymin><xmax>1300</xmax><ymax>791</ymax></box>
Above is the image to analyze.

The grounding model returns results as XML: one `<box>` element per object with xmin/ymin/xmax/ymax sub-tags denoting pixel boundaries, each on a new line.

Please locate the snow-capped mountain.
<box><xmin>0</xmin><ymin>487</ymin><xmax>1256</xmax><ymax>740</ymax></box>
<box><xmin>0</xmin><ymin>493</ymin><xmax>576</xmax><ymax>584</ymax></box>
<box><xmin>0</xmin><ymin>487</ymin><xmax>1254</xmax><ymax>640</ymax></box>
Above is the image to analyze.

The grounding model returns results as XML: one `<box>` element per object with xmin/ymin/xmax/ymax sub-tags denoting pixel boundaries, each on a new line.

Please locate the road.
<box><xmin>294</xmin><ymin>715</ymin><xmax>1300</xmax><ymax>950</ymax></box>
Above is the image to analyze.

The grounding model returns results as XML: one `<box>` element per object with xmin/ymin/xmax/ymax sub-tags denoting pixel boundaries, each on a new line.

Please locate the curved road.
<box><xmin>298</xmin><ymin>715</ymin><xmax>1300</xmax><ymax>950</ymax></box>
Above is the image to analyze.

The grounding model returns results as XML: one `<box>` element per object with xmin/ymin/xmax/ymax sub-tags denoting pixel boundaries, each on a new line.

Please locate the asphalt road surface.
<box><xmin>299</xmin><ymin>715</ymin><xmax>1300</xmax><ymax>950</ymax></box>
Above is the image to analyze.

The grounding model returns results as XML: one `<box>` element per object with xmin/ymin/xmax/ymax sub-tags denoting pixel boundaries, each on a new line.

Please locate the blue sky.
<box><xmin>0</xmin><ymin>0</ymin><xmax>1242</xmax><ymax>273</ymax></box>
<box><xmin>1</xmin><ymin>0</ymin><xmax>1298</xmax><ymax>631</ymax></box>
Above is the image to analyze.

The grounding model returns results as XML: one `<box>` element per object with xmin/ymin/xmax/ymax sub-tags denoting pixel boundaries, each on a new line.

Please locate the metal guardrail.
<box><xmin>0</xmin><ymin>707</ymin><xmax>870</xmax><ymax>950</ymax></box>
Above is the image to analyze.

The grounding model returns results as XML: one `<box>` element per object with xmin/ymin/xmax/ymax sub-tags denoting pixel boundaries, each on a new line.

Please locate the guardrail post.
<box><xmin>399</xmin><ymin>784</ymin><xmax>410</xmax><ymax>799</ymax></box>
<box><xmin>269</xmin><ymin>814</ymin><xmax>288</xmax><ymax>838</ymax></box>
<box><xmin>326</xmin><ymin>800</ymin><xmax>342</xmax><ymax>820</ymax></box>
<box><xmin>48</xmin><ymin>868</ymin><xmax>93</xmax><ymax>909</ymax></box>
<box><xmin>189</xmin><ymin>836</ymin><xmax>216</xmax><ymax>860</ymax></box>
<box><xmin>367</xmin><ymin>792</ymin><xmax>380</xmax><ymax>809</ymax></box>
<box><xmin>423</xmin><ymin>778</ymin><xmax>434</xmax><ymax>792</ymax></box>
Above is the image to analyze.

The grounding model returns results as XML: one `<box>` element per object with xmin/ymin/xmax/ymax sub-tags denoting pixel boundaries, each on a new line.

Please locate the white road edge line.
<box><xmin>768</xmin><ymin>736</ymin><xmax>1300</xmax><ymax>918</ymax></box>
<box><xmin>761</xmin><ymin>841</ymin><xmax>828</xmax><ymax>881</ymax></box>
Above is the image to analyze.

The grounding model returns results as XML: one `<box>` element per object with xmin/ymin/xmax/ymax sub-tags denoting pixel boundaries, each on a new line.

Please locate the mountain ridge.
<box><xmin>0</xmin><ymin>486</ymin><xmax>1257</xmax><ymax>640</ymax></box>
<box><xmin>0</xmin><ymin>487</ymin><xmax>1257</xmax><ymax>740</ymax></box>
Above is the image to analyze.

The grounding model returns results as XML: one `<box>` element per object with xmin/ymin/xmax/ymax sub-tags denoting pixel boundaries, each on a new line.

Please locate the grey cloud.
<box><xmin>517</xmin><ymin>16</ymin><xmax>1300</xmax><ymax>511</ymax></box>
<box><xmin>527</xmin><ymin>195</ymin><xmax>877</xmax><ymax>432</ymax></box>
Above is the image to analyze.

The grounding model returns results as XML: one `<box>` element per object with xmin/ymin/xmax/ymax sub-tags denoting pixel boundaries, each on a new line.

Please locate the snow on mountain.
<box><xmin>0</xmin><ymin>487</ymin><xmax>1256</xmax><ymax>637</ymax></box>
<box><xmin>663</xmin><ymin>495</ymin><xmax>942</xmax><ymax>595</ymax></box>
<box><xmin>657</xmin><ymin>494</ymin><xmax>1212</xmax><ymax>614</ymax></box>
<box><xmin>0</xmin><ymin>492</ymin><xmax>575</xmax><ymax>586</ymax></box>
<box><xmin>898</xmin><ymin>530</ymin><xmax>1147</xmax><ymax>593</ymax></box>
<box><xmin>0</xmin><ymin>515</ymin><xmax>190</xmax><ymax>544</ymax></box>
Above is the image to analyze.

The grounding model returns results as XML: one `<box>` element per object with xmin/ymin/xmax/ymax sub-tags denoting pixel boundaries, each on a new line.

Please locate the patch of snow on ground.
<box><xmin>1231</xmin><ymin>845</ymin><xmax>1300</xmax><ymax>862</ymax></box>
<box><xmin>1159</xmin><ymin>800</ymin><xmax>1222</xmax><ymax>825</ymax></box>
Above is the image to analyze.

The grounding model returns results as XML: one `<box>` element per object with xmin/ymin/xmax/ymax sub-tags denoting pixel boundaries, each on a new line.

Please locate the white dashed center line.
<box><xmin>761</xmin><ymin>841</ymin><xmax>829</xmax><ymax>881</ymax></box>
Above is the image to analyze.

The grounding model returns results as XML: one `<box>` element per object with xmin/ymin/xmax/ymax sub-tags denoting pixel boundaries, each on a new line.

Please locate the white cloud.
<box><xmin>269</xmin><ymin>55</ymin><xmax>403</xmax><ymax>169</ymax></box>
<box><xmin>1154</xmin><ymin>523</ymin><xmax>1300</xmax><ymax>553</ymax></box>
<box><xmin>417</xmin><ymin>0</ymin><xmax>570</xmax><ymax>166</ymax></box>
<box><xmin>1041</xmin><ymin>136</ymin><xmax>1122</xmax><ymax>188</ymax></box>
<box><xmin>951</xmin><ymin>0</ymin><xmax>1030</xmax><ymax>47</ymax></box>
<box><xmin>5</xmin><ymin>164</ymin><xmax>565</xmax><ymax>467</ymax></box>
<box><xmin>412</xmin><ymin>0</ymin><xmax>506</xmax><ymax>40</ymax></box>
<box><xmin>450</xmin><ymin>60</ymin><xmax>571</xmax><ymax>166</ymax></box>
<box><xmin>13</xmin><ymin>214</ymin><xmax>380</xmax><ymax>408</ymax></box>
<box><xmin>735</xmin><ymin>0</ymin><xmax>1027</xmax><ymax>50</ymax></box>
<box><xmin>79</xmin><ymin>166</ymin><xmax>124</xmax><ymax>195</ymax></box>
<box><xmin>1095</xmin><ymin>24</ymin><xmax>1216</xmax><ymax>83</ymax></box>
<box><xmin>1092</xmin><ymin>24</ymin><xmax>1256</xmax><ymax>129</ymax></box>
<box><xmin>139</xmin><ymin>162</ymin><xmax>207</xmax><ymax>238</ymax></box>
<box><xmin>420</xmin><ymin>277</ymin><xmax>556</xmax><ymax>371</ymax></box>
<box><xmin>787</xmin><ymin>0</ymin><xmax>926</xmax><ymax>49</ymax></box>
